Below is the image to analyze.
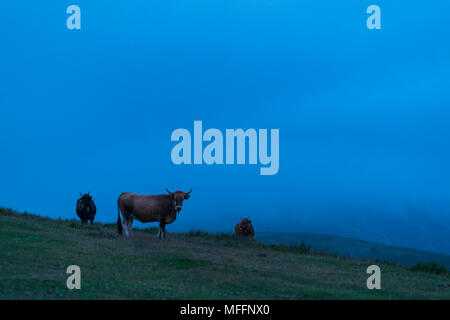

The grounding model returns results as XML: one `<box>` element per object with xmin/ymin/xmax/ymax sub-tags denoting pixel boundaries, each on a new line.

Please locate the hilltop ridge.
<box><xmin>256</xmin><ymin>232</ymin><xmax>450</xmax><ymax>269</ymax></box>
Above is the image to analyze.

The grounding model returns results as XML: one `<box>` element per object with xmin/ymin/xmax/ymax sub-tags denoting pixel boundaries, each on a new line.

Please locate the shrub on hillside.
<box><xmin>187</xmin><ymin>230</ymin><xmax>210</xmax><ymax>237</ymax></box>
<box><xmin>0</xmin><ymin>208</ymin><xmax>17</xmax><ymax>216</ymax></box>
<box><xmin>268</xmin><ymin>240</ymin><xmax>312</xmax><ymax>255</ymax></box>
<box><xmin>297</xmin><ymin>240</ymin><xmax>312</xmax><ymax>254</ymax></box>
<box><xmin>411</xmin><ymin>262</ymin><xmax>448</xmax><ymax>276</ymax></box>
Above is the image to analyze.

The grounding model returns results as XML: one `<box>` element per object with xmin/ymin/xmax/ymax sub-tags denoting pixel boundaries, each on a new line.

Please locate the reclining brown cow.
<box><xmin>117</xmin><ymin>188</ymin><xmax>191</xmax><ymax>239</ymax></box>
<box><xmin>235</xmin><ymin>217</ymin><xmax>254</xmax><ymax>239</ymax></box>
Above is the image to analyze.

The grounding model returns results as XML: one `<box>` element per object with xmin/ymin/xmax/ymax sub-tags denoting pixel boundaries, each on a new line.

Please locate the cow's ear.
<box><xmin>169</xmin><ymin>193</ymin><xmax>174</xmax><ymax>199</ymax></box>
<box><xmin>184</xmin><ymin>194</ymin><xmax>191</xmax><ymax>200</ymax></box>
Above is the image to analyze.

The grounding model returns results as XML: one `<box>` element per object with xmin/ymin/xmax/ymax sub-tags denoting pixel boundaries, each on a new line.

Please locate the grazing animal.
<box><xmin>117</xmin><ymin>188</ymin><xmax>192</xmax><ymax>239</ymax></box>
<box><xmin>76</xmin><ymin>192</ymin><xmax>97</xmax><ymax>225</ymax></box>
<box><xmin>235</xmin><ymin>217</ymin><xmax>255</xmax><ymax>239</ymax></box>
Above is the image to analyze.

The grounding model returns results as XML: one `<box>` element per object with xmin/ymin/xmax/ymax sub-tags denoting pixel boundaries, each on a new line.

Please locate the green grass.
<box><xmin>0</xmin><ymin>208</ymin><xmax>449</xmax><ymax>299</ymax></box>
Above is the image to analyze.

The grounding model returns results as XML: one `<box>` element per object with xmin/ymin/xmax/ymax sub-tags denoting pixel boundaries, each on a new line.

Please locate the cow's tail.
<box><xmin>117</xmin><ymin>204</ymin><xmax>123</xmax><ymax>236</ymax></box>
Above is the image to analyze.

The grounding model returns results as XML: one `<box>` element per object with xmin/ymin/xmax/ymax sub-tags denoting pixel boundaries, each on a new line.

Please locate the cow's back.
<box><xmin>118</xmin><ymin>192</ymin><xmax>133</xmax><ymax>215</ymax></box>
<box><xmin>118</xmin><ymin>192</ymin><xmax>173</xmax><ymax>223</ymax></box>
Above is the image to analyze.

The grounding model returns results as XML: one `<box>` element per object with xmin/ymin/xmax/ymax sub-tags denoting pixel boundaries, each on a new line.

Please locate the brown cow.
<box><xmin>235</xmin><ymin>217</ymin><xmax>254</xmax><ymax>239</ymax></box>
<box><xmin>117</xmin><ymin>188</ymin><xmax>192</xmax><ymax>239</ymax></box>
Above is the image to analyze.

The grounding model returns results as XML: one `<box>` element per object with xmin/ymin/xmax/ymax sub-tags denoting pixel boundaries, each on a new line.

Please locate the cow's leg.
<box><xmin>128</xmin><ymin>216</ymin><xmax>134</xmax><ymax>238</ymax></box>
<box><xmin>162</xmin><ymin>223</ymin><xmax>166</xmax><ymax>240</ymax></box>
<box><xmin>158</xmin><ymin>220</ymin><xmax>166</xmax><ymax>240</ymax></box>
<box><xmin>122</xmin><ymin>218</ymin><xmax>130</xmax><ymax>238</ymax></box>
<box><xmin>158</xmin><ymin>220</ymin><xmax>162</xmax><ymax>240</ymax></box>
<box><xmin>159</xmin><ymin>220</ymin><xmax>166</xmax><ymax>240</ymax></box>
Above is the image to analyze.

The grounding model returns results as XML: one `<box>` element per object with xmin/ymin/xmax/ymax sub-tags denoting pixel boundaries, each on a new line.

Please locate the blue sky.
<box><xmin>1</xmin><ymin>1</ymin><xmax>449</xmax><ymax>254</ymax></box>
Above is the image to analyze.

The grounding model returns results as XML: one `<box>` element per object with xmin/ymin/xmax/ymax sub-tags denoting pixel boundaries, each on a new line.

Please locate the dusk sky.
<box><xmin>1</xmin><ymin>1</ymin><xmax>449</xmax><ymax>254</ymax></box>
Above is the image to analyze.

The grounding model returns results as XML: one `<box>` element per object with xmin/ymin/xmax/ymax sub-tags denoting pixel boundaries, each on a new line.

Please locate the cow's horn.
<box><xmin>185</xmin><ymin>188</ymin><xmax>192</xmax><ymax>195</ymax></box>
<box><xmin>166</xmin><ymin>187</ymin><xmax>172</xmax><ymax>194</ymax></box>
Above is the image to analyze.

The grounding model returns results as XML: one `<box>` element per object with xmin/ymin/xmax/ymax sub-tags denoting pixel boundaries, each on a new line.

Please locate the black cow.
<box><xmin>76</xmin><ymin>192</ymin><xmax>96</xmax><ymax>225</ymax></box>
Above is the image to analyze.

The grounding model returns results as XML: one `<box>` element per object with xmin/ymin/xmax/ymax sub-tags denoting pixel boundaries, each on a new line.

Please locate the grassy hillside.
<box><xmin>256</xmin><ymin>232</ymin><xmax>450</xmax><ymax>269</ymax></box>
<box><xmin>0</xmin><ymin>208</ymin><xmax>449</xmax><ymax>299</ymax></box>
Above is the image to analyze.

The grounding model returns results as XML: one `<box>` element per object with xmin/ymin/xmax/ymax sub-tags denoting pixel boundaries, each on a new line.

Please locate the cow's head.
<box><xmin>239</xmin><ymin>217</ymin><xmax>252</xmax><ymax>232</ymax></box>
<box><xmin>79</xmin><ymin>192</ymin><xmax>93</xmax><ymax>209</ymax></box>
<box><xmin>166</xmin><ymin>188</ymin><xmax>192</xmax><ymax>214</ymax></box>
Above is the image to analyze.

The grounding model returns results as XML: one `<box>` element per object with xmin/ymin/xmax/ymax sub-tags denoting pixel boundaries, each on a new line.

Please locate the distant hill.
<box><xmin>0</xmin><ymin>207</ymin><xmax>449</xmax><ymax>299</ymax></box>
<box><xmin>256</xmin><ymin>232</ymin><xmax>450</xmax><ymax>269</ymax></box>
